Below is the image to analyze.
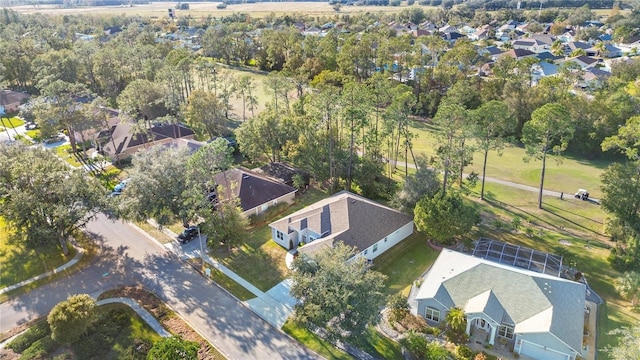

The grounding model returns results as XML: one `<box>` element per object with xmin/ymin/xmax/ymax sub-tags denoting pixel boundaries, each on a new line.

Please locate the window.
<box><xmin>498</xmin><ymin>325</ymin><xmax>514</xmax><ymax>339</ymax></box>
<box><xmin>373</xmin><ymin>243</ymin><xmax>378</xmax><ymax>252</ymax></box>
<box><xmin>426</xmin><ymin>307</ymin><xmax>440</xmax><ymax>323</ymax></box>
<box><xmin>276</xmin><ymin>231</ymin><xmax>284</xmax><ymax>240</ymax></box>
<box><xmin>364</xmin><ymin>249</ymin><xmax>368</xmax><ymax>255</ymax></box>
<box><xmin>384</xmin><ymin>237</ymin><xmax>388</xmax><ymax>243</ymax></box>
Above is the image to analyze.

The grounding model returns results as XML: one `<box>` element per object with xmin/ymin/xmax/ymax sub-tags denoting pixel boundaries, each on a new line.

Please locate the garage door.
<box><xmin>520</xmin><ymin>341</ymin><xmax>569</xmax><ymax>360</ymax></box>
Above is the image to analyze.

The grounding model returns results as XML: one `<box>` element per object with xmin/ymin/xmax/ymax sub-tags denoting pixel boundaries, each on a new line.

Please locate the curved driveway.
<box><xmin>0</xmin><ymin>213</ymin><xmax>321</xmax><ymax>360</ymax></box>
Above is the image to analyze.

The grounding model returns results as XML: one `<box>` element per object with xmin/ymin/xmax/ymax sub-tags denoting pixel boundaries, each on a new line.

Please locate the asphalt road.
<box><xmin>0</xmin><ymin>213</ymin><xmax>321</xmax><ymax>360</ymax></box>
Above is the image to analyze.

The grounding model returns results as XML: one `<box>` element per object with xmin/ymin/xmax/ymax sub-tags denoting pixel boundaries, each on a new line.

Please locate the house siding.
<box><xmin>243</xmin><ymin>191</ymin><xmax>296</xmax><ymax>217</ymax></box>
<box><xmin>358</xmin><ymin>221</ymin><xmax>414</xmax><ymax>260</ymax></box>
<box><xmin>514</xmin><ymin>333</ymin><xmax>577</xmax><ymax>360</ymax></box>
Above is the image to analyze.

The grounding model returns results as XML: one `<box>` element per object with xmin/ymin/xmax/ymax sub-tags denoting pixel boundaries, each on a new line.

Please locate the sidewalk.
<box><xmin>151</xmin><ymin>221</ymin><xmax>297</xmax><ymax>328</ymax></box>
<box><xmin>0</xmin><ymin>245</ymin><xmax>85</xmax><ymax>295</ymax></box>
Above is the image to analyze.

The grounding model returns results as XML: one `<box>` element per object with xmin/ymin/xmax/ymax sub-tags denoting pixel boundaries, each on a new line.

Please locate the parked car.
<box><xmin>178</xmin><ymin>226</ymin><xmax>199</xmax><ymax>244</ymax></box>
<box><xmin>44</xmin><ymin>134</ymin><xmax>65</xmax><ymax>144</ymax></box>
<box><xmin>113</xmin><ymin>179</ymin><xmax>130</xmax><ymax>194</ymax></box>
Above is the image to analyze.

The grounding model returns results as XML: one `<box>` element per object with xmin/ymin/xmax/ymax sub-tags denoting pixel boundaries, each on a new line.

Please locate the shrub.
<box><xmin>19</xmin><ymin>336</ymin><xmax>58</xmax><ymax>360</ymax></box>
<box><xmin>456</xmin><ymin>344</ymin><xmax>473</xmax><ymax>359</ymax></box>
<box><xmin>7</xmin><ymin>321</ymin><xmax>51</xmax><ymax>353</ymax></box>
<box><xmin>399</xmin><ymin>313</ymin><xmax>429</xmax><ymax>332</ymax></box>
<box><xmin>387</xmin><ymin>293</ymin><xmax>410</xmax><ymax>323</ymax></box>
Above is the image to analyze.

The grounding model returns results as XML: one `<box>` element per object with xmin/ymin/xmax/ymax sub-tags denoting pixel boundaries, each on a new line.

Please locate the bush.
<box><xmin>7</xmin><ymin>321</ymin><xmax>51</xmax><ymax>353</ymax></box>
<box><xmin>398</xmin><ymin>313</ymin><xmax>429</xmax><ymax>333</ymax></box>
<box><xmin>456</xmin><ymin>344</ymin><xmax>473</xmax><ymax>359</ymax></box>
<box><xmin>19</xmin><ymin>336</ymin><xmax>58</xmax><ymax>360</ymax></box>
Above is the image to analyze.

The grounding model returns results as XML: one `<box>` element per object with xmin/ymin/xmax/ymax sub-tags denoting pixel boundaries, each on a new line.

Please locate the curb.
<box><xmin>96</xmin><ymin>297</ymin><xmax>171</xmax><ymax>337</ymax></box>
<box><xmin>0</xmin><ymin>243</ymin><xmax>85</xmax><ymax>295</ymax></box>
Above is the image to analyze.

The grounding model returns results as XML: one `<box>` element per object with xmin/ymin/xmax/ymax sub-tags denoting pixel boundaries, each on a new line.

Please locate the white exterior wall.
<box><xmin>358</xmin><ymin>221</ymin><xmax>414</xmax><ymax>260</ymax></box>
<box><xmin>243</xmin><ymin>191</ymin><xmax>296</xmax><ymax>218</ymax></box>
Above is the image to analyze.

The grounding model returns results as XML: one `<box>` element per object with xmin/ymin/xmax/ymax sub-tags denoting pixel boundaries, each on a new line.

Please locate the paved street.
<box><xmin>0</xmin><ymin>213</ymin><xmax>322</xmax><ymax>360</ymax></box>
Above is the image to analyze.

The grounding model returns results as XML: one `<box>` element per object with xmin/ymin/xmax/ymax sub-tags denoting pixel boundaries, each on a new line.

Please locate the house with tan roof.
<box><xmin>413</xmin><ymin>249</ymin><xmax>586</xmax><ymax>360</ymax></box>
<box><xmin>269</xmin><ymin>191</ymin><xmax>414</xmax><ymax>259</ymax></box>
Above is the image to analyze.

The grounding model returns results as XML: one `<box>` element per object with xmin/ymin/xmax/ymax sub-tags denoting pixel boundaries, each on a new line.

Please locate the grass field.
<box><xmin>7</xmin><ymin>1</ymin><xmax>413</xmax><ymax>17</ymax></box>
<box><xmin>408</xmin><ymin>120</ymin><xmax>610</xmax><ymax>197</ymax></box>
<box><xmin>0</xmin><ymin>117</ymin><xmax>25</xmax><ymax>128</ymax></box>
<box><xmin>0</xmin><ymin>217</ymin><xmax>77</xmax><ymax>290</ymax></box>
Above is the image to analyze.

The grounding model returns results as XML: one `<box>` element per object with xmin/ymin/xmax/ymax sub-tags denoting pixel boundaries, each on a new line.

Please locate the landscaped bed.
<box><xmin>1</xmin><ymin>302</ymin><xmax>162</xmax><ymax>360</ymax></box>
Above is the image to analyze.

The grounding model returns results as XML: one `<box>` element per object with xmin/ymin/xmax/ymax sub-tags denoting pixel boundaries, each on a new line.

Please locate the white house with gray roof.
<box><xmin>413</xmin><ymin>250</ymin><xmax>586</xmax><ymax>360</ymax></box>
<box><xmin>269</xmin><ymin>191</ymin><xmax>413</xmax><ymax>260</ymax></box>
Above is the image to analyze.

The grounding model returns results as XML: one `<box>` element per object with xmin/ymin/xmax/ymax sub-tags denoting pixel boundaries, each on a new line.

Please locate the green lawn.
<box><xmin>25</xmin><ymin>129</ymin><xmax>41</xmax><ymax>142</ymax></box>
<box><xmin>199</xmin><ymin>261</ymin><xmax>256</xmax><ymax>301</ymax></box>
<box><xmin>282</xmin><ymin>320</ymin><xmax>353</xmax><ymax>360</ymax></box>
<box><xmin>373</xmin><ymin>231</ymin><xmax>440</xmax><ymax>296</ymax></box>
<box><xmin>55</xmin><ymin>144</ymin><xmax>83</xmax><ymax>168</ymax></box>
<box><xmin>0</xmin><ymin>116</ymin><xmax>25</xmax><ymax>128</ymax></box>
<box><xmin>213</xmin><ymin>187</ymin><xmax>328</xmax><ymax>291</ymax></box>
<box><xmin>407</xmin><ymin>120</ymin><xmax>610</xmax><ymax>198</ymax></box>
<box><xmin>6</xmin><ymin>303</ymin><xmax>162</xmax><ymax>359</ymax></box>
<box><xmin>0</xmin><ymin>217</ymin><xmax>77</xmax><ymax>289</ymax></box>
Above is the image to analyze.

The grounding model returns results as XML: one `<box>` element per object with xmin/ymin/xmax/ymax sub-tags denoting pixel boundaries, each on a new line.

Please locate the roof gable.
<box><xmin>270</xmin><ymin>191</ymin><xmax>412</xmax><ymax>253</ymax></box>
<box><xmin>213</xmin><ymin>168</ymin><xmax>296</xmax><ymax>212</ymax></box>
<box><xmin>416</xmin><ymin>250</ymin><xmax>585</xmax><ymax>353</ymax></box>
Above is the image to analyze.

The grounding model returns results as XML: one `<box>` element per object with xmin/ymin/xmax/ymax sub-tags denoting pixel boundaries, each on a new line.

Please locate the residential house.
<box><xmin>602</xmin><ymin>43</ymin><xmax>622</xmax><ymax>58</ymax></box>
<box><xmin>616</xmin><ymin>35</ymin><xmax>640</xmax><ymax>55</ymax></box>
<box><xmin>211</xmin><ymin>167</ymin><xmax>296</xmax><ymax>217</ymax></box>
<box><xmin>470</xmin><ymin>25</ymin><xmax>491</xmax><ymax>41</ymax></box>
<box><xmin>561</xmin><ymin>55</ymin><xmax>600</xmax><ymax>70</ymax></box>
<box><xmin>567</xmin><ymin>41</ymin><xmax>597</xmax><ymax>57</ymax></box>
<box><xmin>257</xmin><ymin>162</ymin><xmax>309</xmax><ymax>188</ymax></box>
<box><xmin>0</xmin><ymin>90</ymin><xmax>30</xmax><ymax>113</ymax></box>
<box><xmin>413</xmin><ymin>249</ymin><xmax>586</xmax><ymax>360</ymax></box>
<box><xmin>531</xmin><ymin>61</ymin><xmax>559</xmax><ymax>84</ymax></box>
<box><xmin>579</xmin><ymin>67</ymin><xmax>611</xmax><ymax>88</ymax></box>
<box><xmin>102</xmin><ymin>120</ymin><xmax>195</xmax><ymax>161</ymax></box>
<box><xmin>499</xmin><ymin>48</ymin><xmax>537</xmax><ymax>61</ymax></box>
<box><xmin>269</xmin><ymin>191</ymin><xmax>414</xmax><ymax>259</ymax></box>
<box><xmin>535</xmin><ymin>51</ymin><xmax>563</xmax><ymax>63</ymax></box>
<box><xmin>513</xmin><ymin>39</ymin><xmax>550</xmax><ymax>53</ymax></box>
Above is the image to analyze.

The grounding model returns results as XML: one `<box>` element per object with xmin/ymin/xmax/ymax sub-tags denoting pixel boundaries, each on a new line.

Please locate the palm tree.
<box><xmin>615</xmin><ymin>271</ymin><xmax>640</xmax><ymax>306</ymax></box>
<box><xmin>570</xmin><ymin>48</ymin><xmax>587</xmax><ymax>57</ymax></box>
<box><xmin>551</xmin><ymin>40</ymin><xmax>565</xmax><ymax>57</ymax></box>
<box><xmin>594</xmin><ymin>41</ymin><xmax>607</xmax><ymax>58</ymax></box>
<box><xmin>446</xmin><ymin>307</ymin><xmax>467</xmax><ymax>332</ymax></box>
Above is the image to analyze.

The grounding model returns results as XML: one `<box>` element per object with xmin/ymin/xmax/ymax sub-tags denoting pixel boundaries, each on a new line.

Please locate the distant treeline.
<box><xmin>330</xmin><ymin>0</ymin><xmax>614</xmax><ymax>9</ymax></box>
<box><xmin>0</xmin><ymin>0</ymin><xmax>615</xmax><ymax>8</ymax></box>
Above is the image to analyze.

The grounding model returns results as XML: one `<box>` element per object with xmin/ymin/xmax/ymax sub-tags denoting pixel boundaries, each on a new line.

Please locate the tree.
<box><xmin>614</xmin><ymin>271</ymin><xmax>640</xmax><ymax>306</ymax></box>
<box><xmin>432</xmin><ymin>102</ymin><xmax>472</xmax><ymax>192</ymax></box>
<box><xmin>414</xmin><ymin>190</ymin><xmax>478</xmax><ymax>245</ymax></box>
<box><xmin>521</xmin><ymin>103</ymin><xmax>574</xmax><ymax>209</ymax></box>
<box><xmin>472</xmin><ymin>100</ymin><xmax>510</xmax><ymax>200</ymax></box>
<box><xmin>147</xmin><ymin>336</ymin><xmax>199</xmax><ymax>360</ymax></box>
<box><xmin>183</xmin><ymin>90</ymin><xmax>227</xmax><ymax>139</ymax></box>
<box><xmin>604</xmin><ymin>326</ymin><xmax>640</xmax><ymax>360</ymax></box>
<box><xmin>203</xmin><ymin>199</ymin><xmax>249</xmax><ymax>252</ymax></box>
<box><xmin>120</xmin><ymin>146</ymin><xmax>191</xmax><ymax>227</ymax></box>
<box><xmin>445</xmin><ymin>307</ymin><xmax>467</xmax><ymax>344</ymax></box>
<box><xmin>391</xmin><ymin>155</ymin><xmax>440</xmax><ymax>212</ymax></box>
<box><xmin>290</xmin><ymin>243</ymin><xmax>387</xmax><ymax>341</ymax></box>
<box><xmin>0</xmin><ymin>144</ymin><xmax>105</xmax><ymax>254</ymax></box>
<box><xmin>47</xmin><ymin>294</ymin><xmax>97</xmax><ymax>344</ymax></box>
<box><xmin>235</xmin><ymin>75</ymin><xmax>258</xmax><ymax>121</ymax></box>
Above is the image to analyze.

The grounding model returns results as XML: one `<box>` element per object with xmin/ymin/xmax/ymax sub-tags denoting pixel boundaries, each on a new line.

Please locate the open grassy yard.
<box><xmin>54</xmin><ymin>144</ymin><xmax>83</xmax><ymax>168</ymax></box>
<box><xmin>0</xmin><ymin>217</ymin><xmax>77</xmax><ymax>290</ymax></box>
<box><xmin>373</xmin><ymin>231</ymin><xmax>440</xmax><ymax>296</ymax></box>
<box><xmin>212</xmin><ymin>187</ymin><xmax>328</xmax><ymax>291</ymax></box>
<box><xmin>0</xmin><ymin>116</ymin><xmax>25</xmax><ymax>128</ymax></box>
<box><xmin>408</xmin><ymin>120</ymin><xmax>610</xmax><ymax>197</ymax></box>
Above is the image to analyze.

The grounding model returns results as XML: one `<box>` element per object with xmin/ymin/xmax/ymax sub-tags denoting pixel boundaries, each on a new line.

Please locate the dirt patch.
<box><xmin>99</xmin><ymin>286</ymin><xmax>225</xmax><ymax>360</ymax></box>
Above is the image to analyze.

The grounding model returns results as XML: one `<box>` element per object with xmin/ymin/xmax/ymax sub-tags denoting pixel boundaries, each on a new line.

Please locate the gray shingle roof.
<box><xmin>416</xmin><ymin>250</ymin><xmax>585</xmax><ymax>353</ymax></box>
<box><xmin>269</xmin><ymin>191</ymin><xmax>412</xmax><ymax>253</ymax></box>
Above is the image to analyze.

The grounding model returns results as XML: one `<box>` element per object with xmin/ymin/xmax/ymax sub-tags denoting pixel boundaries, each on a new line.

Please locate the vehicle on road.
<box><xmin>575</xmin><ymin>189</ymin><xmax>590</xmax><ymax>200</ymax></box>
<box><xmin>178</xmin><ymin>226</ymin><xmax>199</xmax><ymax>244</ymax></box>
